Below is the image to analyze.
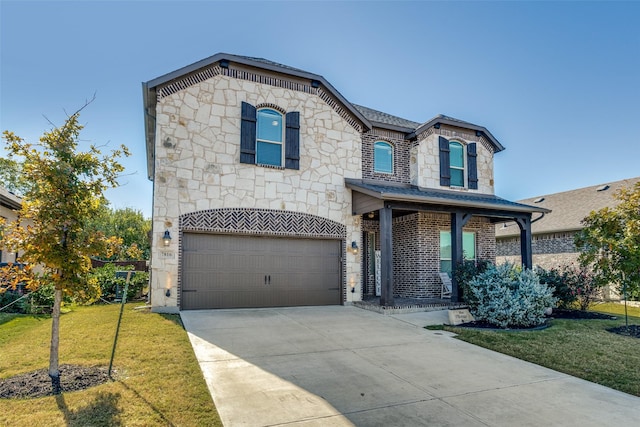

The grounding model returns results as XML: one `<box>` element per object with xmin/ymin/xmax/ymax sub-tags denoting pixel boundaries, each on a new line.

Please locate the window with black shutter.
<box><xmin>467</xmin><ymin>143</ymin><xmax>478</xmax><ymax>189</ymax></box>
<box><xmin>439</xmin><ymin>136</ymin><xmax>450</xmax><ymax>186</ymax></box>
<box><xmin>239</xmin><ymin>101</ymin><xmax>300</xmax><ymax>169</ymax></box>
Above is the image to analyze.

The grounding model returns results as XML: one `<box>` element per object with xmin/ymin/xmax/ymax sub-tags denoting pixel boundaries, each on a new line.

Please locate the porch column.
<box><xmin>450</xmin><ymin>212</ymin><xmax>471</xmax><ymax>303</ymax></box>
<box><xmin>515</xmin><ymin>215</ymin><xmax>533</xmax><ymax>269</ymax></box>
<box><xmin>379</xmin><ymin>205</ymin><xmax>394</xmax><ymax>307</ymax></box>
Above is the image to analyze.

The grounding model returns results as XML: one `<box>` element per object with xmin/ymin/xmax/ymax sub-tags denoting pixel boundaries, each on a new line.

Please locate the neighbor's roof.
<box><xmin>143</xmin><ymin>53</ymin><xmax>505</xmax><ymax>180</ymax></box>
<box><xmin>0</xmin><ymin>186</ymin><xmax>22</xmax><ymax>211</ymax></box>
<box><xmin>346</xmin><ymin>179</ymin><xmax>549</xmax><ymax>215</ymax></box>
<box><xmin>495</xmin><ymin>177</ymin><xmax>640</xmax><ymax>237</ymax></box>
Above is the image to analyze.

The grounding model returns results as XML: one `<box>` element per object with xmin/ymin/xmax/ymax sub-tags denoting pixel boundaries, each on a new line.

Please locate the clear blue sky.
<box><xmin>2</xmin><ymin>1</ymin><xmax>639</xmax><ymax>218</ymax></box>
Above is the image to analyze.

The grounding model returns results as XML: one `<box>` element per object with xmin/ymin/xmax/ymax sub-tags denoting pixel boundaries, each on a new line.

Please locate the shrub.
<box><xmin>0</xmin><ymin>290</ymin><xmax>24</xmax><ymax>313</ymax></box>
<box><xmin>454</xmin><ymin>259</ymin><xmax>492</xmax><ymax>305</ymax></box>
<box><xmin>467</xmin><ymin>263</ymin><xmax>557</xmax><ymax>328</ymax></box>
<box><xmin>89</xmin><ymin>263</ymin><xmax>149</xmax><ymax>302</ymax></box>
<box><xmin>19</xmin><ymin>281</ymin><xmax>56</xmax><ymax>314</ymax></box>
<box><xmin>537</xmin><ymin>264</ymin><xmax>602</xmax><ymax>311</ymax></box>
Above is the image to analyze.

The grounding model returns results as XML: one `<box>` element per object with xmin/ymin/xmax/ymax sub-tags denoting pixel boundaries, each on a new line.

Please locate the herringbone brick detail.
<box><xmin>179</xmin><ymin>208</ymin><xmax>346</xmax><ymax>238</ymax></box>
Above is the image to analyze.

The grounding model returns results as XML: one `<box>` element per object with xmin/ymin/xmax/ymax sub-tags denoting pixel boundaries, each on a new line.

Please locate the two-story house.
<box><xmin>143</xmin><ymin>53</ymin><xmax>546</xmax><ymax>312</ymax></box>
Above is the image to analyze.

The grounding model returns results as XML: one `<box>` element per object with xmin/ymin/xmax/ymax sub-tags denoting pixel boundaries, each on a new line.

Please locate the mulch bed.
<box><xmin>548</xmin><ymin>309</ymin><xmax>617</xmax><ymax>320</ymax></box>
<box><xmin>0</xmin><ymin>364</ymin><xmax>111</xmax><ymax>399</ymax></box>
<box><xmin>607</xmin><ymin>325</ymin><xmax>640</xmax><ymax>338</ymax></box>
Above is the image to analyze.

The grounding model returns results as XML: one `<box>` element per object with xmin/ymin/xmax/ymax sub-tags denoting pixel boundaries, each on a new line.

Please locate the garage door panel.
<box><xmin>181</xmin><ymin>234</ymin><xmax>342</xmax><ymax>309</ymax></box>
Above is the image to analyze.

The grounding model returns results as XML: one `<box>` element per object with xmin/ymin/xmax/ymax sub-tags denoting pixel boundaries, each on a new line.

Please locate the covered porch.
<box><xmin>346</xmin><ymin>179</ymin><xmax>549</xmax><ymax>306</ymax></box>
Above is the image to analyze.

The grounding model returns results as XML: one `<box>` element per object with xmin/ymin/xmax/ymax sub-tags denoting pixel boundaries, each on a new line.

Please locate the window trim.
<box><xmin>449</xmin><ymin>141</ymin><xmax>465</xmax><ymax>188</ymax></box>
<box><xmin>256</xmin><ymin>108</ymin><xmax>284</xmax><ymax>167</ymax></box>
<box><xmin>373</xmin><ymin>140</ymin><xmax>394</xmax><ymax>174</ymax></box>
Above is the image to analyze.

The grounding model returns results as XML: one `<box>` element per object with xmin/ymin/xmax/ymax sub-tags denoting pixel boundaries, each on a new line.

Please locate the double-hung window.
<box><xmin>449</xmin><ymin>142</ymin><xmax>464</xmax><ymax>187</ymax></box>
<box><xmin>240</xmin><ymin>101</ymin><xmax>300</xmax><ymax>169</ymax></box>
<box><xmin>373</xmin><ymin>141</ymin><xmax>393</xmax><ymax>174</ymax></box>
<box><xmin>438</xmin><ymin>136</ymin><xmax>478</xmax><ymax>189</ymax></box>
<box><xmin>256</xmin><ymin>109</ymin><xmax>283</xmax><ymax>167</ymax></box>
<box><xmin>439</xmin><ymin>231</ymin><xmax>476</xmax><ymax>273</ymax></box>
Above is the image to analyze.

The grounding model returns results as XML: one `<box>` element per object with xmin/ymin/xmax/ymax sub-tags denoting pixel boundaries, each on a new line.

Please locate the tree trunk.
<box><xmin>49</xmin><ymin>286</ymin><xmax>62</xmax><ymax>394</ymax></box>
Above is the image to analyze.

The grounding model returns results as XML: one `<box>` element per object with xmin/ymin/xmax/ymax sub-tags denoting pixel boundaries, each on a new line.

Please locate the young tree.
<box><xmin>575</xmin><ymin>181</ymin><xmax>640</xmax><ymax>301</ymax></box>
<box><xmin>1</xmin><ymin>105</ymin><xmax>129</xmax><ymax>393</ymax></box>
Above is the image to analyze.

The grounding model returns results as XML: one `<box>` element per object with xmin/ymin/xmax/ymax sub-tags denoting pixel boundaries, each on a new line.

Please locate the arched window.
<box><xmin>449</xmin><ymin>141</ymin><xmax>464</xmax><ymax>187</ymax></box>
<box><xmin>256</xmin><ymin>109</ymin><xmax>283</xmax><ymax>166</ymax></box>
<box><xmin>374</xmin><ymin>141</ymin><xmax>393</xmax><ymax>174</ymax></box>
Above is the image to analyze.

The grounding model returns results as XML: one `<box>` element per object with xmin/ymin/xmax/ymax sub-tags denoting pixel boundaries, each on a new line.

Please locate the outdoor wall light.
<box><xmin>162</xmin><ymin>230</ymin><xmax>172</xmax><ymax>246</ymax></box>
<box><xmin>350</xmin><ymin>241</ymin><xmax>359</xmax><ymax>255</ymax></box>
<box><xmin>350</xmin><ymin>283</ymin><xmax>356</xmax><ymax>293</ymax></box>
<box><xmin>165</xmin><ymin>288</ymin><xmax>171</xmax><ymax>297</ymax></box>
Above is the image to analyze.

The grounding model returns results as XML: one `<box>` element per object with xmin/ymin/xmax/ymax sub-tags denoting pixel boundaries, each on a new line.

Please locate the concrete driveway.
<box><xmin>181</xmin><ymin>306</ymin><xmax>640</xmax><ymax>426</ymax></box>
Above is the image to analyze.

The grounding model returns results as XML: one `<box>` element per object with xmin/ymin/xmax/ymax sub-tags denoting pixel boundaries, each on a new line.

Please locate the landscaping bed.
<box><xmin>0</xmin><ymin>364</ymin><xmax>110</xmax><ymax>399</ymax></box>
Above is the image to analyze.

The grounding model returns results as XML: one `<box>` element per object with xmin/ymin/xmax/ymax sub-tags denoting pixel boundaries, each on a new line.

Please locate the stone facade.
<box><xmin>144</xmin><ymin>54</ymin><xmax>519</xmax><ymax>311</ymax></box>
<box><xmin>150</xmin><ymin>73</ymin><xmax>363</xmax><ymax>311</ymax></box>
<box><xmin>411</xmin><ymin>126</ymin><xmax>495</xmax><ymax>194</ymax></box>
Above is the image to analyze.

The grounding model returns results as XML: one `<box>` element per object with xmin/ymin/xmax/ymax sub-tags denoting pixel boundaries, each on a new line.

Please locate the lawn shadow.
<box><xmin>56</xmin><ymin>391</ymin><xmax>123</xmax><ymax>426</ymax></box>
<box><xmin>119</xmin><ymin>381</ymin><xmax>176</xmax><ymax>426</ymax></box>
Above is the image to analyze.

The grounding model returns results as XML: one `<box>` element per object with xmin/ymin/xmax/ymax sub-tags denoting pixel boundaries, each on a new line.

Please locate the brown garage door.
<box><xmin>181</xmin><ymin>233</ymin><xmax>342</xmax><ymax>309</ymax></box>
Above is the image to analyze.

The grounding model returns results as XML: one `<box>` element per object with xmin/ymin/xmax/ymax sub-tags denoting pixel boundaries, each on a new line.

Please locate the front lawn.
<box><xmin>442</xmin><ymin>305</ymin><xmax>640</xmax><ymax>397</ymax></box>
<box><xmin>0</xmin><ymin>303</ymin><xmax>222</xmax><ymax>426</ymax></box>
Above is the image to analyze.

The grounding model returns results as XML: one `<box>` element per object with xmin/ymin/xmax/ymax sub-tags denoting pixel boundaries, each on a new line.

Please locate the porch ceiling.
<box><xmin>345</xmin><ymin>179</ymin><xmax>550</xmax><ymax>219</ymax></box>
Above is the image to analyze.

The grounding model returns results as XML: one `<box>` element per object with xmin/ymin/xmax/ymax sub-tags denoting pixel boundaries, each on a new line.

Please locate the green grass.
<box><xmin>0</xmin><ymin>303</ymin><xmax>222</xmax><ymax>427</ymax></box>
<box><xmin>443</xmin><ymin>304</ymin><xmax>640</xmax><ymax>397</ymax></box>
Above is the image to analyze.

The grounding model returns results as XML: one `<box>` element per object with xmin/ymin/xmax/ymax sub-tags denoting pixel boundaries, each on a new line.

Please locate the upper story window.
<box><xmin>439</xmin><ymin>136</ymin><xmax>478</xmax><ymax>190</ymax></box>
<box><xmin>256</xmin><ymin>109</ymin><xmax>283</xmax><ymax>167</ymax></box>
<box><xmin>240</xmin><ymin>101</ymin><xmax>300</xmax><ymax>170</ymax></box>
<box><xmin>374</xmin><ymin>141</ymin><xmax>393</xmax><ymax>174</ymax></box>
<box><xmin>449</xmin><ymin>141</ymin><xmax>464</xmax><ymax>187</ymax></box>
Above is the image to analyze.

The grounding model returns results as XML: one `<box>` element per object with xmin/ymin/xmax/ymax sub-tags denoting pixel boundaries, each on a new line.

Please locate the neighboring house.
<box><xmin>496</xmin><ymin>177</ymin><xmax>640</xmax><ymax>271</ymax></box>
<box><xmin>143</xmin><ymin>53</ymin><xmax>546</xmax><ymax>312</ymax></box>
<box><xmin>0</xmin><ymin>186</ymin><xmax>22</xmax><ymax>264</ymax></box>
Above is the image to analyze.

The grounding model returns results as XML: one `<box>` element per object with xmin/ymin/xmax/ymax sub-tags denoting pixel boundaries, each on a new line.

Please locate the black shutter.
<box><xmin>240</xmin><ymin>102</ymin><xmax>256</xmax><ymax>164</ymax></box>
<box><xmin>439</xmin><ymin>136</ymin><xmax>450</xmax><ymax>186</ymax></box>
<box><xmin>285</xmin><ymin>111</ymin><xmax>300</xmax><ymax>170</ymax></box>
<box><xmin>467</xmin><ymin>143</ymin><xmax>478</xmax><ymax>189</ymax></box>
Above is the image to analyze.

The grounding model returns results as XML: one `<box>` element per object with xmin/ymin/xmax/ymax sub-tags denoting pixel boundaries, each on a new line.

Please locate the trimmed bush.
<box><xmin>468</xmin><ymin>263</ymin><xmax>557</xmax><ymax>328</ymax></box>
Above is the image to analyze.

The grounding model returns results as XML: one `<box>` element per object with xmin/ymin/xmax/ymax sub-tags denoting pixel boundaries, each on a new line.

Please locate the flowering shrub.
<box><xmin>467</xmin><ymin>263</ymin><xmax>557</xmax><ymax>328</ymax></box>
<box><xmin>537</xmin><ymin>263</ymin><xmax>602</xmax><ymax>311</ymax></box>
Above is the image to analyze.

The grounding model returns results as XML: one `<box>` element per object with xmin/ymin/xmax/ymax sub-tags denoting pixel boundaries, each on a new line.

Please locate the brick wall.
<box><xmin>496</xmin><ymin>231</ymin><xmax>580</xmax><ymax>270</ymax></box>
<box><xmin>361</xmin><ymin>129</ymin><xmax>411</xmax><ymax>184</ymax></box>
<box><xmin>363</xmin><ymin>212</ymin><xmax>496</xmax><ymax>299</ymax></box>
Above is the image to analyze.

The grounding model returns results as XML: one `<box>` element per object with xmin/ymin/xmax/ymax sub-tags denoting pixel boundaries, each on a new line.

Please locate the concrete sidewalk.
<box><xmin>181</xmin><ymin>306</ymin><xmax>640</xmax><ymax>426</ymax></box>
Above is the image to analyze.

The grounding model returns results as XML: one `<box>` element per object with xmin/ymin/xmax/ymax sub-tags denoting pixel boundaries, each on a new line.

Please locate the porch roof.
<box><xmin>345</xmin><ymin>179</ymin><xmax>550</xmax><ymax>217</ymax></box>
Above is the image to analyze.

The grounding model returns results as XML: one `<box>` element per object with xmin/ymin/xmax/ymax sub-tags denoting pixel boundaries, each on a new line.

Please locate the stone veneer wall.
<box><xmin>410</xmin><ymin>125</ymin><xmax>495</xmax><ymax>194</ymax></box>
<box><xmin>361</xmin><ymin>129</ymin><xmax>411</xmax><ymax>183</ymax></box>
<box><xmin>363</xmin><ymin>212</ymin><xmax>496</xmax><ymax>299</ymax></box>
<box><xmin>497</xmin><ymin>231</ymin><xmax>580</xmax><ymax>270</ymax></box>
<box><xmin>150</xmin><ymin>73</ymin><xmax>363</xmax><ymax>312</ymax></box>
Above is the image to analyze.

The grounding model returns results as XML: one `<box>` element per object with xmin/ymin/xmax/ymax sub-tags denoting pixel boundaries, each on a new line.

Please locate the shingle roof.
<box><xmin>235</xmin><ymin>55</ymin><xmax>313</xmax><ymax>75</ymax></box>
<box><xmin>495</xmin><ymin>177</ymin><xmax>640</xmax><ymax>237</ymax></box>
<box><xmin>352</xmin><ymin>104</ymin><xmax>422</xmax><ymax>130</ymax></box>
<box><xmin>345</xmin><ymin>179</ymin><xmax>548</xmax><ymax>214</ymax></box>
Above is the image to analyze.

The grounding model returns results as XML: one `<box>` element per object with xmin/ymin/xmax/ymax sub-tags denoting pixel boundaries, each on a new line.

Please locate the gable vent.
<box><xmin>534</xmin><ymin>197</ymin><xmax>545</xmax><ymax>203</ymax></box>
<box><xmin>597</xmin><ymin>185</ymin><xmax>610</xmax><ymax>192</ymax></box>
